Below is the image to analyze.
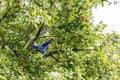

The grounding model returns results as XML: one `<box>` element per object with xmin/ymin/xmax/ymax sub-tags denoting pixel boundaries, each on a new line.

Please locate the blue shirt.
<box><xmin>32</xmin><ymin>40</ymin><xmax>51</xmax><ymax>54</ymax></box>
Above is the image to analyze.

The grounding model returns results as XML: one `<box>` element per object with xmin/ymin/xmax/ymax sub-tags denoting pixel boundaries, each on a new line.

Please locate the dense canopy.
<box><xmin>0</xmin><ymin>0</ymin><xmax>120</xmax><ymax>79</ymax></box>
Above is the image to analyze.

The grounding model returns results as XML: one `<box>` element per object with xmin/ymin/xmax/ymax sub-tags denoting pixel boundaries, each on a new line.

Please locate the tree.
<box><xmin>0</xmin><ymin>0</ymin><xmax>119</xmax><ymax>79</ymax></box>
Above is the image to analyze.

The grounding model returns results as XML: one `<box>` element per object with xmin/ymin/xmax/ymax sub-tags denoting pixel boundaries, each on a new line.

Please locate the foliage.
<box><xmin>0</xmin><ymin>0</ymin><xmax>120</xmax><ymax>79</ymax></box>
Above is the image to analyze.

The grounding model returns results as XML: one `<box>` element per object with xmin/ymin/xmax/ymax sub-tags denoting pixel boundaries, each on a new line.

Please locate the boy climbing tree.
<box><xmin>32</xmin><ymin>38</ymin><xmax>54</xmax><ymax>54</ymax></box>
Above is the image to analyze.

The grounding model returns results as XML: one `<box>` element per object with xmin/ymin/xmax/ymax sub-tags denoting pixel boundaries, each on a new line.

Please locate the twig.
<box><xmin>44</xmin><ymin>50</ymin><xmax>64</xmax><ymax>57</ymax></box>
<box><xmin>12</xmin><ymin>49</ymin><xmax>19</xmax><ymax>57</ymax></box>
<box><xmin>0</xmin><ymin>7</ymin><xmax>11</xmax><ymax>22</ymax></box>
<box><xmin>51</xmin><ymin>54</ymin><xmax>61</xmax><ymax>62</ymax></box>
<box><xmin>17</xmin><ymin>24</ymin><xmax>33</xmax><ymax>42</ymax></box>
<box><xmin>10</xmin><ymin>23</ymin><xmax>33</xmax><ymax>49</ymax></box>
<box><xmin>72</xmin><ymin>48</ymin><xmax>94</xmax><ymax>51</ymax></box>
<box><xmin>36</xmin><ymin>35</ymin><xmax>57</xmax><ymax>40</ymax></box>
<box><xmin>34</xmin><ymin>0</ymin><xmax>41</xmax><ymax>7</ymax></box>
<box><xmin>105</xmin><ymin>53</ymin><xmax>120</xmax><ymax>69</ymax></box>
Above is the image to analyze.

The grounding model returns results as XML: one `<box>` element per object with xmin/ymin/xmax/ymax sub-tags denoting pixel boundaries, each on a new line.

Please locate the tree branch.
<box><xmin>44</xmin><ymin>48</ymin><xmax>94</xmax><ymax>57</ymax></box>
<box><xmin>72</xmin><ymin>48</ymin><xmax>94</xmax><ymax>51</ymax></box>
<box><xmin>105</xmin><ymin>53</ymin><xmax>120</xmax><ymax>69</ymax></box>
<box><xmin>0</xmin><ymin>7</ymin><xmax>11</xmax><ymax>22</ymax></box>
<box><xmin>12</xmin><ymin>49</ymin><xmax>19</xmax><ymax>57</ymax></box>
<box><xmin>35</xmin><ymin>35</ymin><xmax>57</xmax><ymax>41</ymax></box>
<box><xmin>50</xmin><ymin>54</ymin><xmax>61</xmax><ymax>62</ymax></box>
<box><xmin>10</xmin><ymin>23</ymin><xmax>33</xmax><ymax>49</ymax></box>
<box><xmin>26</xmin><ymin>22</ymin><xmax>44</xmax><ymax>49</ymax></box>
<box><xmin>44</xmin><ymin>50</ymin><xmax>64</xmax><ymax>57</ymax></box>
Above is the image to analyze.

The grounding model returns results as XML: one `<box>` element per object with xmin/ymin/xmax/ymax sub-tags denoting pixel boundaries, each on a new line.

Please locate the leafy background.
<box><xmin>0</xmin><ymin>0</ymin><xmax>120</xmax><ymax>80</ymax></box>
